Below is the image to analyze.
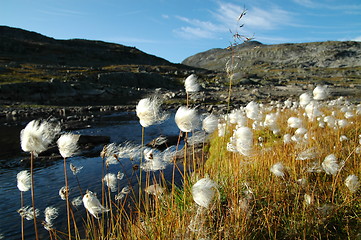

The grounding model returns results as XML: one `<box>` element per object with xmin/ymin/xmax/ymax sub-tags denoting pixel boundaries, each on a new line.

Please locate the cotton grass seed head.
<box><xmin>70</xmin><ymin>163</ymin><xmax>83</xmax><ymax>175</ymax></box>
<box><xmin>71</xmin><ymin>196</ymin><xmax>83</xmax><ymax>207</ymax></box>
<box><xmin>20</xmin><ymin>119</ymin><xmax>61</xmax><ymax>156</ymax></box>
<box><xmin>300</xmin><ymin>92</ymin><xmax>312</xmax><ymax>108</ymax></box>
<box><xmin>103</xmin><ymin>173</ymin><xmax>117</xmax><ymax>192</ymax></box>
<box><xmin>305</xmin><ymin>101</ymin><xmax>322</xmax><ymax>120</ymax></box>
<box><xmin>322</xmin><ymin>154</ymin><xmax>339</xmax><ymax>175</ymax></box>
<box><xmin>202</xmin><ymin>114</ymin><xmax>218</xmax><ymax>134</ymax></box>
<box><xmin>145</xmin><ymin>184</ymin><xmax>165</xmax><ymax>196</ymax></box>
<box><xmin>59</xmin><ymin>186</ymin><xmax>67</xmax><ymax>200</ymax></box>
<box><xmin>287</xmin><ymin>117</ymin><xmax>303</xmax><ymax>129</ymax></box>
<box><xmin>235</xmin><ymin>126</ymin><xmax>253</xmax><ymax>156</ymax></box>
<box><xmin>313</xmin><ymin>85</ymin><xmax>329</xmax><ymax>100</ymax></box>
<box><xmin>175</xmin><ymin>106</ymin><xmax>199</xmax><ymax>132</ymax></box>
<box><xmin>57</xmin><ymin>133</ymin><xmax>80</xmax><ymax>158</ymax></box>
<box><xmin>83</xmin><ymin>190</ymin><xmax>109</xmax><ymax>219</ymax></box>
<box><xmin>136</xmin><ymin>96</ymin><xmax>168</xmax><ymax>128</ymax></box>
<box><xmin>245</xmin><ymin>101</ymin><xmax>260</xmax><ymax>120</ymax></box>
<box><xmin>17</xmin><ymin>170</ymin><xmax>31</xmax><ymax>192</ymax></box>
<box><xmin>102</xmin><ymin>143</ymin><xmax>119</xmax><ymax>165</ymax></box>
<box><xmin>270</xmin><ymin>162</ymin><xmax>285</xmax><ymax>177</ymax></box>
<box><xmin>184</xmin><ymin>74</ymin><xmax>200</xmax><ymax>93</ymax></box>
<box><xmin>44</xmin><ymin>206</ymin><xmax>59</xmax><ymax>229</ymax></box>
<box><xmin>17</xmin><ymin>206</ymin><xmax>39</xmax><ymax>220</ymax></box>
<box><xmin>345</xmin><ymin>175</ymin><xmax>360</xmax><ymax>193</ymax></box>
<box><xmin>191</xmin><ymin>178</ymin><xmax>217</xmax><ymax>209</ymax></box>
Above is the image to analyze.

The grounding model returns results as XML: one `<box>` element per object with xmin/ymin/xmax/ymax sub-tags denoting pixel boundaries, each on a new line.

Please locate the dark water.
<box><xmin>0</xmin><ymin>112</ymin><xmax>182</xmax><ymax>239</ymax></box>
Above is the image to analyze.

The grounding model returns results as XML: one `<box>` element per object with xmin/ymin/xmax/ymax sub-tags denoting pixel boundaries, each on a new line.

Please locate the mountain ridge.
<box><xmin>0</xmin><ymin>25</ymin><xmax>175</xmax><ymax>67</ymax></box>
<box><xmin>182</xmin><ymin>40</ymin><xmax>361</xmax><ymax>84</ymax></box>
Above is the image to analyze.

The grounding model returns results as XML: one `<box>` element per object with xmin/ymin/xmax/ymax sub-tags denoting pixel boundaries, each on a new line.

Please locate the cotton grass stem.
<box><xmin>63</xmin><ymin>157</ymin><xmax>72</xmax><ymax>240</ymax></box>
<box><xmin>139</xmin><ymin>126</ymin><xmax>145</xmax><ymax>211</ymax></box>
<box><xmin>30</xmin><ymin>151</ymin><xmax>39</xmax><ymax>240</ymax></box>
<box><xmin>20</xmin><ymin>191</ymin><xmax>25</xmax><ymax>240</ymax></box>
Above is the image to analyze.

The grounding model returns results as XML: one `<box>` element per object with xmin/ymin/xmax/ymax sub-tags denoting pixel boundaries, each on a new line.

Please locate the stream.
<box><xmin>0</xmin><ymin>111</ymin><xmax>184</xmax><ymax>239</ymax></box>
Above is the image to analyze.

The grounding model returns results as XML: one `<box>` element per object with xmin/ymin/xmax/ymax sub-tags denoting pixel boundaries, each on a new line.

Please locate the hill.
<box><xmin>0</xmin><ymin>26</ymin><xmax>174</xmax><ymax>67</ymax></box>
<box><xmin>0</xmin><ymin>26</ymin><xmax>205</xmax><ymax>106</ymax></box>
<box><xmin>182</xmin><ymin>40</ymin><xmax>361</xmax><ymax>85</ymax></box>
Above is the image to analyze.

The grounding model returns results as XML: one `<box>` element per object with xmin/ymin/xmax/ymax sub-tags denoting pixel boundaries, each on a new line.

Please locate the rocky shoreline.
<box><xmin>1</xmin><ymin>78</ymin><xmax>360</xmax><ymax>170</ymax></box>
<box><xmin>1</xmin><ymin>78</ymin><xmax>361</xmax><ymax>128</ymax></box>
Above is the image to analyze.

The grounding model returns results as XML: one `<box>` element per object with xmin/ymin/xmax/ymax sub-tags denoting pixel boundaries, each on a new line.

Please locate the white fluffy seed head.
<box><xmin>83</xmin><ymin>190</ymin><xmax>109</xmax><ymax>219</ymax></box>
<box><xmin>283</xmin><ymin>134</ymin><xmax>292</xmax><ymax>144</ymax></box>
<box><xmin>17</xmin><ymin>170</ymin><xmax>31</xmax><ymax>192</ymax></box>
<box><xmin>235</xmin><ymin>127</ymin><xmax>253</xmax><ymax>156</ymax></box>
<box><xmin>102</xmin><ymin>143</ymin><xmax>119</xmax><ymax>165</ymax></box>
<box><xmin>295</xmin><ymin>127</ymin><xmax>308</xmax><ymax>136</ymax></box>
<box><xmin>103</xmin><ymin>173</ymin><xmax>117</xmax><ymax>192</ymax></box>
<box><xmin>136</xmin><ymin>96</ymin><xmax>167</xmax><ymax>128</ymax></box>
<box><xmin>345</xmin><ymin>175</ymin><xmax>359</xmax><ymax>193</ymax></box>
<box><xmin>59</xmin><ymin>186</ymin><xmax>67</xmax><ymax>200</ymax></box>
<box><xmin>202</xmin><ymin>114</ymin><xmax>218</xmax><ymax>134</ymax></box>
<box><xmin>287</xmin><ymin>117</ymin><xmax>303</xmax><ymax>129</ymax></box>
<box><xmin>270</xmin><ymin>162</ymin><xmax>285</xmax><ymax>177</ymax></box>
<box><xmin>229</xmin><ymin>109</ymin><xmax>247</xmax><ymax>126</ymax></box>
<box><xmin>299</xmin><ymin>92</ymin><xmax>312</xmax><ymax>108</ymax></box>
<box><xmin>44</xmin><ymin>206</ymin><xmax>59</xmax><ymax>225</ymax></box>
<box><xmin>20</xmin><ymin>119</ymin><xmax>61</xmax><ymax>156</ymax></box>
<box><xmin>17</xmin><ymin>206</ymin><xmax>39</xmax><ymax>220</ymax></box>
<box><xmin>57</xmin><ymin>133</ymin><xmax>80</xmax><ymax>158</ymax></box>
<box><xmin>70</xmin><ymin>163</ymin><xmax>83</xmax><ymax>175</ymax></box>
<box><xmin>324</xmin><ymin>116</ymin><xmax>336</xmax><ymax>128</ymax></box>
<box><xmin>305</xmin><ymin>101</ymin><xmax>323</xmax><ymax>120</ymax></box>
<box><xmin>71</xmin><ymin>196</ymin><xmax>83</xmax><ymax>207</ymax></box>
<box><xmin>184</xmin><ymin>74</ymin><xmax>200</xmax><ymax>93</ymax></box>
<box><xmin>191</xmin><ymin>178</ymin><xmax>217</xmax><ymax>208</ymax></box>
<box><xmin>337</xmin><ymin>119</ymin><xmax>348</xmax><ymax>128</ymax></box>
<box><xmin>245</xmin><ymin>101</ymin><xmax>260</xmax><ymax>120</ymax></box>
<box><xmin>313</xmin><ymin>85</ymin><xmax>329</xmax><ymax>100</ymax></box>
<box><xmin>175</xmin><ymin>106</ymin><xmax>199</xmax><ymax>132</ymax></box>
<box><xmin>322</xmin><ymin>154</ymin><xmax>339</xmax><ymax>175</ymax></box>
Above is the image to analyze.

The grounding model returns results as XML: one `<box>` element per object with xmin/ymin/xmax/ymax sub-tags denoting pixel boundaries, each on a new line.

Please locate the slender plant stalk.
<box><xmin>171</xmin><ymin>130</ymin><xmax>184</xmax><ymax>206</ymax></box>
<box><xmin>20</xmin><ymin>191</ymin><xmax>25</xmax><ymax>240</ymax></box>
<box><xmin>101</xmin><ymin>156</ymin><xmax>105</xmax><ymax>206</ymax></box>
<box><xmin>183</xmin><ymin>132</ymin><xmax>188</xmax><ymax>206</ymax></box>
<box><xmin>30</xmin><ymin>151</ymin><xmax>39</xmax><ymax>240</ymax></box>
<box><xmin>69</xmin><ymin>207</ymin><xmax>80</xmax><ymax>240</ymax></box>
<box><xmin>63</xmin><ymin>157</ymin><xmax>72</xmax><ymax>240</ymax></box>
<box><xmin>139</xmin><ymin>126</ymin><xmax>145</xmax><ymax>211</ymax></box>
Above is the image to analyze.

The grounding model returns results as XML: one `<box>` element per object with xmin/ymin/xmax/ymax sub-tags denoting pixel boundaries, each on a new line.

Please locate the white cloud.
<box><xmin>175</xmin><ymin>27</ymin><xmax>218</xmax><ymax>39</ymax></box>
<box><xmin>245</xmin><ymin>7</ymin><xmax>293</xmax><ymax>30</ymax></box>
<box><xmin>37</xmin><ymin>8</ymin><xmax>86</xmax><ymax>17</ymax></box>
<box><xmin>293</xmin><ymin>0</ymin><xmax>361</xmax><ymax>11</ymax></box>
<box><xmin>292</xmin><ymin>0</ymin><xmax>317</xmax><ymax>8</ymax></box>
<box><xmin>174</xmin><ymin>1</ymin><xmax>294</xmax><ymax>40</ymax></box>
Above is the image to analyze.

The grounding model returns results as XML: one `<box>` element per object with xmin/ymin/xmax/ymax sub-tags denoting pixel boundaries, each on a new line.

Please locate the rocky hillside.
<box><xmin>0</xmin><ymin>26</ymin><xmax>206</xmax><ymax>106</ymax></box>
<box><xmin>0</xmin><ymin>26</ymin><xmax>173</xmax><ymax>67</ymax></box>
<box><xmin>182</xmin><ymin>41</ymin><xmax>361</xmax><ymax>85</ymax></box>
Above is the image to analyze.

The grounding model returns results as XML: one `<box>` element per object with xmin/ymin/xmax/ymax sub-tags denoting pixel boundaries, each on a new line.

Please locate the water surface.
<box><xmin>0</xmin><ymin>111</ymin><xmax>183</xmax><ymax>239</ymax></box>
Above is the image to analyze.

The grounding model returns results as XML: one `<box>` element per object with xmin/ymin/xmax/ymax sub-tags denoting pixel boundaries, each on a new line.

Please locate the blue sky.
<box><xmin>2</xmin><ymin>0</ymin><xmax>361</xmax><ymax>63</ymax></box>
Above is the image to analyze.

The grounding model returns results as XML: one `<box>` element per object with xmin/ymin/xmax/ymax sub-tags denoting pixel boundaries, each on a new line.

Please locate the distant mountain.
<box><xmin>182</xmin><ymin>40</ymin><xmax>361</xmax><ymax>84</ymax></box>
<box><xmin>0</xmin><ymin>26</ymin><xmax>206</xmax><ymax>106</ymax></box>
<box><xmin>0</xmin><ymin>25</ymin><xmax>172</xmax><ymax>67</ymax></box>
